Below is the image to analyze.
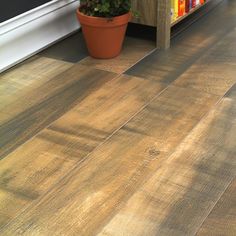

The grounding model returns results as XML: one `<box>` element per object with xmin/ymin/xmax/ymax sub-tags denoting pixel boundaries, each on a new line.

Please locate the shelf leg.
<box><xmin>157</xmin><ymin>0</ymin><xmax>171</xmax><ymax>49</ymax></box>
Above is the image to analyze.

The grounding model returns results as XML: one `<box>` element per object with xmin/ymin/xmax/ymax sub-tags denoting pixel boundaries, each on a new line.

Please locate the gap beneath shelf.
<box><xmin>171</xmin><ymin>0</ymin><xmax>212</xmax><ymax>27</ymax></box>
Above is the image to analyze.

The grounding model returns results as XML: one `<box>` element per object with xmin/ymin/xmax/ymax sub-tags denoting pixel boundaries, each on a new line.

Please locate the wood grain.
<box><xmin>38</xmin><ymin>32</ymin><xmax>88</xmax><ymax>63</ymax></box>
<box><xmin>80</xmin><ymin>37</ymin><xmax>155</xmax><ymax>74</ymax></box>
<box><xmin>0</xmin><ymin>85</ymin><xmax>219</xmax><ymax>235</ymax></box>
<box><xmin>0</xmin><ymin>56</ymin><xmax>72</xmax><ymax>116</ymax></box>
<box><xmin>0</xmin><ymin>74</ymin><xmax>165</xmax><ymax>228</ymax></box>
<box><xmin>197</xmin><ymin>85</ymin><xmax>236</xmax><ymax>236</ymax></box>
<box><xmin>131</xmin><ymin>0</ymin><xmax>157</xmax><ymax>27</ymax></box>
<box><xmin>99</xmin><ymin>86</ymin><xmax>236</xmax><ymax>236</ymax></box>
<box><xmin>131</xmin><ymin>0</ymin><xmax>223</xmax><ymax>49</ymax></box>
<box><xmin>157</xmin><ymin>0</ymin><xmax>171</xmax><ymax>49</ymax></box>
<box><xmin>174</xmin><ymin>29</ymin><xmax>236</xmax><ymax>96</ymax></box>
<box><xmin>1</xmin><ymin>2</ymin><xmax>236</xmax><ymax>234</ymax></box>
<box><xmin>196</xmin><ymin>179</ymin><xmax>236</xmax><ymax>236</ymax></box>
<box><xmin>0</xmin><ymin>64</ymin><xmax>116</xmax><ymax>159</ymax></box>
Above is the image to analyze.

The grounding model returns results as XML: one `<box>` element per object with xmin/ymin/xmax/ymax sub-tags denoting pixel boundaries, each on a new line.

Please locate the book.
<box><xmin>185</xmin><ymin>0</ymin><xmax>190</xmax><ymax>13</ymax></box>
<box><xmin>178</xmin><ymin>0</ymin><xmax>186</xmax><ymax>16</ymax></box>
<box><xmin>171</xmin><ymin>0</ymin><xmax>205</xmax><ymax>23</ymax></box>
<box><xmin>171</xmin><ymin>0</ymin><xmax>179</xmax><ymax>22</ymax></box>
<box><xmin>192</xmin><ymin>0</ymin><xmax>196</xmax><ymax>8</ymax></box>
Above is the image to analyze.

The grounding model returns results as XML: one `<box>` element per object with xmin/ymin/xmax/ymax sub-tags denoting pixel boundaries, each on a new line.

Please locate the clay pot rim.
<box><xmin>77</xmin><ymin>8</ymin><xmax>131</xmax><ymax>27</ymax></box>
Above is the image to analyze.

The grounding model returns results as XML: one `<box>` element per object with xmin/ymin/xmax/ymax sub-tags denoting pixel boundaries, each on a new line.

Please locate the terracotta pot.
<box><xmin>76</xmin><ymin>9</ymin><xmax>131</xmax><ymax>59</ymax></box>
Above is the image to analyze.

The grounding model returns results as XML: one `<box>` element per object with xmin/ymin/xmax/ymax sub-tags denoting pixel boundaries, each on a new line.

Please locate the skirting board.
<box><xmin>0</xmin><ymin>0</ymin><xmax>80</xmax><ymax>73</ymax></box>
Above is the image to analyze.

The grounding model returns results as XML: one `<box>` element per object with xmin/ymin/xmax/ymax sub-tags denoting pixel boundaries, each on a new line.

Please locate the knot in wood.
<box><xmin>148</xmin><ymin>147</ymin><xmax>160</xmax><ymax>159</ymax></box>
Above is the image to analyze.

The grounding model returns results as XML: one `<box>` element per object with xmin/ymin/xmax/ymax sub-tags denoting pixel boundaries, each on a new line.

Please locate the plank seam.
<box><xmin>94</xmin><ymin>88</ymin><xmax>236</xmax><ymax>235</ymax></box>
<box><xmin>194</xmin><ymin>175</ymin><xmax>236</xmax><ymax>236</ymax></box>
<box><xmin>2</xmin><ymin>64</ymin><xmax>235</xmax><ymax>233</ymax></box>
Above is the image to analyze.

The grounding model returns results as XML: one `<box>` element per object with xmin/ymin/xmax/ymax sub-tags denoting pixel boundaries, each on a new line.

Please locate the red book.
<box><xmin>192</xmin><ymin>0</ymin><xmax>196</xmax><ymax>8</ymax></box>
<box><xmin>185</xmin><ymin>0</ymin><xmax>190</xmax><ymax>13</ymax></box>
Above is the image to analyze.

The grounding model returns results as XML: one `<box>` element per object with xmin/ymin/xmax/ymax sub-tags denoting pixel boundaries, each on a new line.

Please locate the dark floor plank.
<box><xmin>0</xmin><ymin>74</ymin><xmax>165</xmax><ymax>228</ymax></box>
<box><xmin>0</xmin><ymin>84</ymin><xmax>219</xmax><ymax>235</ymax></box>
<box><xmin>0</xmin><ymin>64</ymin><xmax>117</xmax><ymax>159</ymax></box>
<box><xmin>38</xmin><ymin>32</ymin><xmax>89</xmax><ymax>63</ymax></box>
<box><xmin>196</xmin><ymin>178</ymin><xmax>236</xmax><ymax>236</ymax></box>
<box><xmin>99</xmin><ymin>86</ymin><xmax>236</xmax><ymax>236</ymax></box>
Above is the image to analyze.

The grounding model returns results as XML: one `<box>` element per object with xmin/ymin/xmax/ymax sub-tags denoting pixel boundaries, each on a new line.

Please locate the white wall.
<box><xmin>0</xmin><ymin>0</ymin><xmax>80</xmax><ymax>73</ymax></box>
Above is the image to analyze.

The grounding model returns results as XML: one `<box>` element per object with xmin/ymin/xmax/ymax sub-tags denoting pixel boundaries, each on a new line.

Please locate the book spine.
<box><xmin>185</xmin><ymin>0</ymin><xmax>190</xmax><ymax>13</ymax></box>
<box><xmin>171</xmin><ymin>0</ymin><xmax>178</xmax><ymax>22</ymax></box>
<box><xmin>178</xmin><ymin>0</ymin><xmax>186</xmax><ymax>16</ymax></box>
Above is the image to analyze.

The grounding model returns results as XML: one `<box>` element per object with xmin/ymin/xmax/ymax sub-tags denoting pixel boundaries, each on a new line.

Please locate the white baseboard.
<box><xmin>0</xmin><ymin>0</ymin><xmax>80</xmax><ymax>73</ymax></box>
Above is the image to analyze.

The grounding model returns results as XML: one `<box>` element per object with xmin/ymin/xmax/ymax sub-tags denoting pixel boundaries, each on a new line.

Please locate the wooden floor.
<box><xmin>0</xmin><ymin>0</ymin><xmax>236</xmax><ymax>235</ymax></box>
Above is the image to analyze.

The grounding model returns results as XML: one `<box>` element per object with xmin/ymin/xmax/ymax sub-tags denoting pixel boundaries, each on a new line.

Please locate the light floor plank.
<box><xmin>0</xmin><ymin>56</ymin><xmax>72</xmax><ymax>114</ymax></box>
<box><xmin>174</xmin><ymin>29</ymin><xmax>236</xmax><ymax>96</ymax></box>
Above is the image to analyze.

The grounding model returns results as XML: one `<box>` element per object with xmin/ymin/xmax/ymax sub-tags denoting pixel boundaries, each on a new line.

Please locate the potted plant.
<box><xmin>77</xmin><ymin>0</ymin><xmax>132</xmax><ymax>59</ymax></box>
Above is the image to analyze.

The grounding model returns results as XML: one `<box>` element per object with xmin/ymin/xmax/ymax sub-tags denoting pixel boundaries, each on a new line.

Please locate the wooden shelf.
<box><xmin>131</xmin><ymin>0</ymin><xmax>219</xmax><ymax>49</ymax></box>
<box><xmin>171</xmin><ymin>2</ymin><xmax>209</xmax><ymax>27</ymax></box>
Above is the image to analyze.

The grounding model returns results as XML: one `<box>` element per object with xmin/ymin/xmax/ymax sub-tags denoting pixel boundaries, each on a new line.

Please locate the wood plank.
<box><xmin>38</xmin><ymin>32</ymin><xmax>88</xmax><ymax>63</ymax></box>
<box><xmin>0</xmin><ymin>74</ymin><xmax>165</xmax><ymax>228</ymax></box>
<box><xmin>0</xmin><ymin>58</ymin><xmax>72</xmax><ymax>126</ymax></box>
<box><xmin>197</xmin><ymin>85</ymin><xmax>236</xmax><ymax>236</ymax></box>
<box><xmin>207</xmin><ymin>28</ymin><xmax>236</xmax><ymax>58</ymax></box>
<box><xmin>0</xmin><ymin>113</ymin><xmax>10</xmax><ymax>125</ymax></box>
<box><xmin>0</xmin><ymin>85</ymin><xmax>219</xmax><ymax>235</ymax></box>
<box><xmin>131</xmin><ymin>0</ymin><xmax>157</xmax><ymax>27</ymax></box>
<box><xmin>174</xmin><ymin>29</ymin><xmax>236</xmax><ymax>96</ymax></box>
<box><xmin>174</xmin><ymin>58</ymin><xmax>236</xmax><ymax>96</ymax></box>
<box><xmin>0</xmin><ymin>64</ymin><xmax>116</xmax><ymax>159</ymax></box>
<box><xmin>98</xmin><ymin>86</ymin><xmax>236</xmax><ymax>236</ymax></box>
<box><xmin>0</xmin><ymin>140</ymin><xmax>76</xmax><ymax>228</ymax></box>
<box><xmin>122</xmin><ymin>85</ymin><xmax>219</xmax><ymax>152</ymax></box>
<box><xmin>196</xmin><ymin>178</ymin><xmax>236</xmax><ymax>236</ymax></box>
<box><xmin>0</xmin><ymin>56</ymin><xmax>72</xmax><ymax>114</ymax></box>
<box><xmin>80</xmin><ymin>37</ymin><xmax>155</xmax><ymax>74</ymax></box>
